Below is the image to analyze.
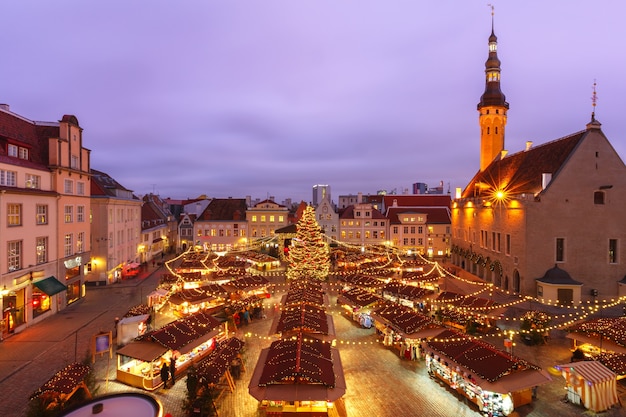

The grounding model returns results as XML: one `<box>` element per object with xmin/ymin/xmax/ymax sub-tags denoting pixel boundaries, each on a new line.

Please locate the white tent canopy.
<box><xmin>556</xmin><ymin>361</ymin><xmax>619</xmax><ymax>413</ymax></box>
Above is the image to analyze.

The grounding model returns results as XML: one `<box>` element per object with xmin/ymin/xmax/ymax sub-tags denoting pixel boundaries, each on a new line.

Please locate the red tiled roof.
<box><xmin>383</xmin><ymin>195</ymin><xmax>451</xmax><ymax>208</ymax></box>
<box><xmin>461</xmin><ymin>130</ymin><xmax>586</xmax><ymax>199</ymax></box>
<box><xmin>386</xmin><ymin>206</ymin><xmax>451</xmax><ymax>224</ymax></box>
<box><xmin>338</xmin><ymin>205</ymin><xmax>387</xmax><ymax>219</ymax></box>
<box><xmin>197</xmin><ymin>198</ymin><xmax>247</xmax><ymax>221</ymax></box>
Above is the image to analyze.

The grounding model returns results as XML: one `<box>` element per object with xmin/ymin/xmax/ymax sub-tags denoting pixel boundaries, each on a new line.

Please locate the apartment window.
<box><xmin>356</xmin><ymin>211</ymin><xmax>361</xmax><ymax>217</ymax></box>
<box><xmin>251</xmin><ymin>215</ymin><xmax>257</xmax><ymax>222</ymax></box>
<box><xmin>418</xmin><ymin>226</ymin><xmax>423</xmax><ymax>234</ymax></box>
<box><xmin>269</xmin><ymin>215</ymin><xmax>275</xmax><ymax>222</ymax></box>
<box><xmin>25</xmin><ymin>174</ymin><xmax>40</xmax><ymax>189</ymax></box>
<box><xmin>7</xmin><ymin>204</ymin><xmax>21</xmax><ymax>226</ymax></box>
<box><xmin>77</xmin><ymin>206</ymin><xmax>85</xmax><ymax>222</ymax></box>
<box><xmin>36</xmin><ymin>204</ymin><xmax>48</xmax><ymax>225</ymax></box>
<box><xmin>36</xmin><ymin>237</ymin><xmax>48</xmax><ymax>264</ymax></box>
<box><xmin>556</xmin><ymin>238</ymin><xmax>565</xmax><ymax>263</ymax></box>
<box><xmin>609</xmin><ymin>239</ymin><xmax>618</xmax><ymax>264</ymax></box>
<box><xmin>410</xmin><ymin>226</ymin><xmax>416</xmax><ymax>234</ymax></box>
<box><xmin>8</xmin><ymin>240</ymin><xmax>22</xmax><ymax>271</ymax></box>
<box><xmin>64</xmin><ymin>179</ymin><xmax>73</xmax><ymax>194</ymax></box>
<box><xmin>0</xmin><ymin>169</ymin><xmax>17</xmax><ymax>186</ymax></box>
<box><xmin>279</xmin><ymin>215</ymin><xmax>284</xmax><ymax>222</ymax></box>
<box><xmin>64</xmin><ymin>205</ymin><xmax>73</xmax><ymax>223</ymax></box>
<box><xmin>260</xmin><ymin>215</ymin><xmax>266</xmax><ymax>222</ymax></box>
<box><xmin>64</xmin><ymin>234</ymin><xmax>73</xmax><ymax>257</ymax></box>
<box><xmin>71</xmin><ymin>155</ymin><xmax>79</xmax><ymax>169</ymax></box>
<box><xmin>77</xmin><ymin>232</ymin><xmax>85</xmax><ymax>253</ymax></box>
<box><xmin>77</xmin><ymin>182</ymin><xmax>85</xmax><ymax>195</ymax></box>
<box><xmin>403</xmin><ymin>226</ymin><xmax>409</xmax><ymax>234</ymax></box>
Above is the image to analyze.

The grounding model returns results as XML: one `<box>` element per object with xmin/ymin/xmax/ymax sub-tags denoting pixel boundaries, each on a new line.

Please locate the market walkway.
<box><xmin>1</xmin><ymin>266</ymin><xmax>626</xmax><ymax>417</ymax></box>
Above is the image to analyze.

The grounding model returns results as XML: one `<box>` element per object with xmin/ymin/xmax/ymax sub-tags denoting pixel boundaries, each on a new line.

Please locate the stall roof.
<box><xmin>423</xmin><ymin>330</ymin><xmax>551</xmax><ymax>393</ymax></box>
<box><xmin>371</xmin><ymin>304</ymin><xmax>442</xmax><ymax>337</ymax></box>
<box><xmin>337</xmin><ymin>287</ymin><xmax>382</xmax><ymax>308</ymax></box>
<box><xmin>31</xmin><ymin>363</ymin><xmax>91</xmax><ymax>399</ymax></box>
<box><xmin>116</xmin><ymin>341</ymin><xmax>168</xmax><ymax>362</ymax></box>
<box><xmin>567</xmin><ymin>317</ymin><xmax>626</xmax><ymax>351</ymax></box>
<box><xmin>196</xmin><ymin>337</ymin><xmax>245</xmax><ymax>385</ymax></box>
<box><xmin>249</xmin><ymin>335</ymin><xmax>346</xmax><ymax>402</ymax></box>
<box><xmin>144</xmin><ymin>311</ymin><xmax>222</xmax><ymax>352</ymax></box>
<box><xmin>283</xmin><ymin>288</ymin><xmax>327</xmax><ymax>307</ymax></box>
<box><xmin>381</xmin><ymin>282</ymin><xmax>430</xmax><ymax>300</ymax></box>
<box><xmin>555</xmin><ymin>360</ymin><xmax>616</xmax><ymax>384</ymax></box>
<box><xmin>271</xmin><ymin>305</ymin><xmax>334</xmax><ymax>339</ymax></box>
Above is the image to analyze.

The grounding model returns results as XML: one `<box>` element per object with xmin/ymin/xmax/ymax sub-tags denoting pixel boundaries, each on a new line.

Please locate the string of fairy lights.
<box><xmin>157</xmin><ymin>241</ymin><xmax>626</xmax><ymax>346</ymax></box>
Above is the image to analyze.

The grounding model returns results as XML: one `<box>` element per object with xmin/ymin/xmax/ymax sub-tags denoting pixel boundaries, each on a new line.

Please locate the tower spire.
<box><xmin>591</xmin><ymin>80</ymin><xmax>598</xmax><ymax>121</ymax></box>
<box><xmin>478</xmin><ymin>5</ymin><xmax>509</xmax><ymax>172</ymax></box>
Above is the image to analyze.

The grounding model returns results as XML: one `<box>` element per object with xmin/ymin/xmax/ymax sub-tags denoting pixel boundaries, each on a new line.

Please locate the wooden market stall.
<box><xmin>195</xmin><ymin>337</ymin><xmax>245</xmax><ymax>398</ymax></box>
<box><xmin>337</xmin><ymin>286</ymin><xmax>383</xmax><ymax>328</ymax></box>
<box><xmin>168</xmin><ymin>283</ymin><xmax>227</xmax><ymax>317</ymax></box>
<box><xmin>566</xmin><ymin>317</ymin><xmax>626</xmax><ymax>358</ymax></box>
<box><xmin>370</xmin><ymin>303</ymin><xmax>444</xmax><ymax>360</ymax></box>
<box><xmin>116</xmin><ymin>311</ymin><xmax>224</xmax><ymax>390</ymax></box>
<box><xmin>269</xmin><ymin>303</ymin><xmax>336</xmax><ymax>343</ymax></box>
<box><xmin>554</xmin><ymin>360</ymin><xmax>620</xmax><ymax>412</ymax></box>
<box><xmin>248</xmin><ymin>334</ymin><xmax>346</xmax><ymax>416</ymax></box>
<box><xmin>423</xmin><ymin>329</ymin><xmax>552</xmax><ymax>416</ymax></box>
<box><xmin>30</xmin><ymin>363</ymin><xmax>92</xmax><ymax>411</ymax></box>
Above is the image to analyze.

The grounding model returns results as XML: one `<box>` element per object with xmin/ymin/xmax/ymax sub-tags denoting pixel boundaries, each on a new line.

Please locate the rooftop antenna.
<box><xmin>591</xmin><ymin>80</ymin><xmax>598</xmax><ymax>121</ymax></box>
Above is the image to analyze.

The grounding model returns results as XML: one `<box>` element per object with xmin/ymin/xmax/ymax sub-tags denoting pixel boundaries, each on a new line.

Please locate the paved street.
<box><xmin>1</xmin><ymin>264</ymin><xmax>626</xmax><ymax>417</ymax></box>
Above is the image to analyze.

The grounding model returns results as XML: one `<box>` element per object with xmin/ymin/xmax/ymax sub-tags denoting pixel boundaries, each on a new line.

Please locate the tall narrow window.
<box><xmin>36</xmin><ymin>204</ymin><xmax>48</xmax><ymax>225</ymax></box>
<box><xmin>64</xmin><ymin>205</ymin><xmax>73</xmax><ymax>223</ymax></box>
<box><xmin>36</xmin><ymin>237</ymin><xmax>48</xmax><ymax>264</ymax></box>
<box><xmin>64</xmin><ymin>179</ymin><xmax>73</xmax><ymax>194</ymax></box>
<box><xmin>609</xmin><ymin>239</ymin><xmax>618</xmax><ymax>264</ymax></box>
<box><xmin>506</xmin><ymin>234</ymin><xmax>511</xmax><ymax>255</ymax></box>
<box><xmin>8</xmin><ymin>240</ymin><xmax>22</xmax><ymax>271</ymax></box>
<box><xmin>556</xmin><ymin>238</ymin><xmax>565</xmax><ymax>262</ymax></box>
<box><xmin>64</xmin><ymin>234</ymin><xmax>73</xmax><ymax>257</ymax></box>
<box><xmin>77</xmin><ymin>206</ymin><xmax>85</xmax><ymax>222</ymax></box>
<box><xmin>7</xmin><ymin>204</ymin><xmax>21</xmax><ymax>226</ymax></box>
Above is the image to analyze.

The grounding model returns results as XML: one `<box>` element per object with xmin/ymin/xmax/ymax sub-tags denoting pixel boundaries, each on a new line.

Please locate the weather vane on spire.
<box><xmin>591</xmin><ymin>79</ymin><xmax>598</xmax><ymax>120</ymax></box>
<box><xmin>488</xmin><ymin>3</ymin><xmax>494</xmax><ymax>16</ymax></box>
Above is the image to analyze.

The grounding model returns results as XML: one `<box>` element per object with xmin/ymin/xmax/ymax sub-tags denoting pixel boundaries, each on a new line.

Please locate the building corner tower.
<box><xmin>477</xmin><ymin>8</ymin><xmax>509</xmax><ymax>172</ymax></box>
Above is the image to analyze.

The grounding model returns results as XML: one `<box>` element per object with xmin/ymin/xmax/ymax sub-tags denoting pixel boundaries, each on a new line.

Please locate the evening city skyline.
<box><xmin>2</xmin><ymin>1</ymin><xmax>626</xmax><ymax>203</ymax></box>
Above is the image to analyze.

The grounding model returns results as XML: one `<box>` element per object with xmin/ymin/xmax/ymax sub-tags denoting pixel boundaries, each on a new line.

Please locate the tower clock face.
<box><xmin>323</xmin><ymin>206</ymin><xmax>328</xmax><ymax>213</ymax></box>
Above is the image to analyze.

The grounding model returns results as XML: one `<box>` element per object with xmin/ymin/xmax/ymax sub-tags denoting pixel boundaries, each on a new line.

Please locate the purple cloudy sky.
<box><xmin>2</xmin><ymin>1</ymin><xmax>626</xmax><ymax>203</ymax></box>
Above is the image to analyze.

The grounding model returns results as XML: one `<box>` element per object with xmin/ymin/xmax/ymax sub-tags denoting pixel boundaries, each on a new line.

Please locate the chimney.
<box><xmin>525</xmin><ymin>141</ymin><xmax>533</xmax><ymax>151</ymax></box>
<box><xmin>0</xmin><ymin>104</ymin><xmax>9</xmax><ymax>111</ymax></box>
<box><xmin>357</xmin><ymin>192</ymin><xmax>363</xmax><ymax>204</ymax></box>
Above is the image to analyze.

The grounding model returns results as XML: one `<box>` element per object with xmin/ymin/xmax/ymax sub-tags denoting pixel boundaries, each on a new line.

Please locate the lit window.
<box><xmin>36</xmin><ymin>237</ymin><xmax>48</xmax><ymax>264</ymax></box>
<box><xmin>8</xmin><ymin>204</ymin><xmax>21</xmax><ymax>226</ymax></box>
<box><xmin>64</xmin><ymin>205</ymin><xmax>73</xmax><ymax>223</ymax></box>
<box><xmin>36</xmin><ymin>205</ymin><xmax>48</xmax><ymax>225</ymax></box>
<box><xmin>8</xmin><ymin>240</ymin><xmax>22</xmax><ymax>271</ymax></box>
<box><xmin>77</xmin><ymin>232</ymin><xmax>85</xmax><ymax>253</ymax></box>
<box><xmin>25</xmin><ymin>174</ymin><xmax>40</xmax><ymax>189</ymax></box>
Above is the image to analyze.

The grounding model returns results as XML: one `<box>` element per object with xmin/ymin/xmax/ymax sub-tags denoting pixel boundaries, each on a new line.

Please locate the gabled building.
<box><xmin>315</xmin><ymin>195</ymin><xmax>339</xmax><ymax>243</ymax></box>
<box><xmin>450</xmin><ymin>18</ymin><xmax>626</xmax><ymax>302</ymax></box>
<box><xmin>383</xmin><ymin>195</ymin><xmax>451</xmax><ymax>258</ymax></box>
<box><xmin>140</xmin><ymin>195</ymin><xmax>171</xmax><ymax>264</ymax></box>
<box><xmin>89</xmin><ymin>169</ymin><xmax>141</xmax><ymax>285</ymax></box>
<box><xmin>194</xmin><ymin>198</ymin><xmax>248</xmax><ymax>252</ymax></box>
<box><xmin>1</xmin><ymin>105</ymin><xmax>91</xmax><ymax>335</ymax></box>
<box><xmin>338</xmin><ymin>202</ymin><xmax>388</xmax><ymax>247</ymax></box>
<box><xmin>246</xmin><ymin>199</ymin><xmax>289</xmax><ymax>240</ymax></box>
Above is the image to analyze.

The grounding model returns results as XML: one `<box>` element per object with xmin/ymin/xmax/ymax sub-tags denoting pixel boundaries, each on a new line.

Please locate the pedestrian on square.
<box><xmin>169</xmin><ymin>357</ymin><xmax>177</xmax><ymax>386</ymax></box>
<box><xmin>160</xmin><ymin>362</ymin><xmax>170</xmax><ymax>389</ymax></box>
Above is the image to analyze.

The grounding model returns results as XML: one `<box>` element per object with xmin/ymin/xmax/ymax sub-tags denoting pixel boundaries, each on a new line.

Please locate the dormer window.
<box><xmin>7</xmin><ymin>144</ymin><xmax>29</xmax><ymax>160</ymax></box>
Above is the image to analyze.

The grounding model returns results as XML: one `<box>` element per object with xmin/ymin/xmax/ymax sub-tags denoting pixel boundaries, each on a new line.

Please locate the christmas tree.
<box><xmin>286</xmin><ymin>205</ymin><xmax>330</xmax><ymax>281</ymax></box>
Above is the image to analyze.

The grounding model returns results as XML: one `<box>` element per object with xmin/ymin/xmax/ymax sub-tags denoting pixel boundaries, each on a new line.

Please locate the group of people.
<box><xmin>160</xmin><ymin>357</ymin><xmax>177</xmax><ymax>388</ymax></box>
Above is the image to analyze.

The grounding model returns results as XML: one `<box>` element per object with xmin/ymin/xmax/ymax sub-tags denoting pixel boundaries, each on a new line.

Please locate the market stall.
<box><xmin>269</xmin><ymin>303</ymin><xmax>335</xmax><ymax>342</ymax></box>
<box><xmin>423</xmin><ymin>329</ymin><xmax>552</xmax><ymax>416</ymax></box>
<box><xmin>116</xmin><ymin>314</ymin><xmax>150</xmax><ymax>347</ymax></box>
<box><xmin>380</xmin><ymin>282</ymin><xmax>431</xmax><ymax>309</ymax></box>
<box><xmin>222</xmin><ymin>275</ymin><xmax>271</xmax><ymax>300</ymax></box>
<box><xmin>116</xmin><ymin>311</ymin><xmax>224</xmax><ymax>390</ymax></box>
<box><xmin>371</xmin><ymin>303</ymin><xmax>443</xmax><ymax>360</ymax></box>
<box><xmin>167</xmin><ymin>283</ymin><xmax>227</xmax><ymax>317</ymax></box>
<box><xmin>30</xmin><ymin>363</ymin><xmax>92</xmax><ymax>411</ymax></box>
<box><xmin>566</xmin><ymin>317</ymin><xmax>626</xmax><ymax>356</ymax></box>
<box><xmin>554</xmin><ymin>360</ymin><xmax>619</xmax><ymax>412</ymax></box>
<box><xmin>248</xmin><ymin>333</ymin><xmax>346</xmax><ymax>415</ymax></box>
<box><xmin>195</xmin><ymin>337</ymin><xmax>245</xmax><ymax>395</ymax></box>
<box><xmin>337</xmin><ymin>287</ymin><xmax>383</xmax><ymax>328</ymax></box>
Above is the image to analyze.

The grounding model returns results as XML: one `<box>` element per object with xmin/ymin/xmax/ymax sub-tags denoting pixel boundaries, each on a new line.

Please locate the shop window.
<box><xmin>32</xmin><ymin>289</ymin><xmax>51</xmax><ymax>318</ymax></box>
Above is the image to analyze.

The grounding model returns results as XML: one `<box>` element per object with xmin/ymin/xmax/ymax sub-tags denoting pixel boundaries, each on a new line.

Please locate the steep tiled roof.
<box><xmin>90</xmin><ymin>168</ymin><xmax>133</xmax><ymax>197</ymax></box>
<box><xmin>197</xmin><ymin>198</ymin><xmax>247</xmax><ymax>221</ymax></box>
<box><xmin>386</xmin><ymin>206</ymin><xmax>451</xmax><ymax>224</ymax></box>
<box><xmin>338</xmin><ymin>205</ymin><xmax>386</xmax><ymax>219</ymax></box>
<box><xmin>462</xmin><ymin>130</ymin><xmax>586</xmax><ymax>199</ymax></box>
<box><xmin>383</xmin><ymin>195</ymin><xmax>451</xmax><ymax>208</ymax></box>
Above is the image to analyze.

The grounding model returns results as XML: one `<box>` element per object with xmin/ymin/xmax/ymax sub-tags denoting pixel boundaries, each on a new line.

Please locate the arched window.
<box><xmin>513</xmin><ymin>270</ymin><xmax>520</xmax><ymax>293</ymax></box>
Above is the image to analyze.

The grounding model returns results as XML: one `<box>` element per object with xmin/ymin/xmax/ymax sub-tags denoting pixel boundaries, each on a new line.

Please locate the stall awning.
<box><xmin>33</xmin><ymin>276</ymin><xmax>67</xmax><ymax>296</ymax></box>
<box><xmin>117</xmin><ymin>341</ymin><xmax>168</xmax><ymax>362</ymax></box>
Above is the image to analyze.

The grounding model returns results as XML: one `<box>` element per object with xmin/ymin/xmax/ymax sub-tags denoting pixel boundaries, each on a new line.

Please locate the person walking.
<box><xmin>169</xmin><ymin>356</ymin><xmax>177</xmax><ymax>386</ymax></box>
<box><xmin>160</xmin><ymin>362</ymin><xmax>170</xmax><ymax>389</ymax></box>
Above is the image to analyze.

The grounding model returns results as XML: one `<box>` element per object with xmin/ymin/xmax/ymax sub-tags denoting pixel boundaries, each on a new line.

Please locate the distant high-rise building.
<box><xmin>312</xmin><ymin>184</ymin><xmax>331</xmax><ymax>206</ymax></box>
